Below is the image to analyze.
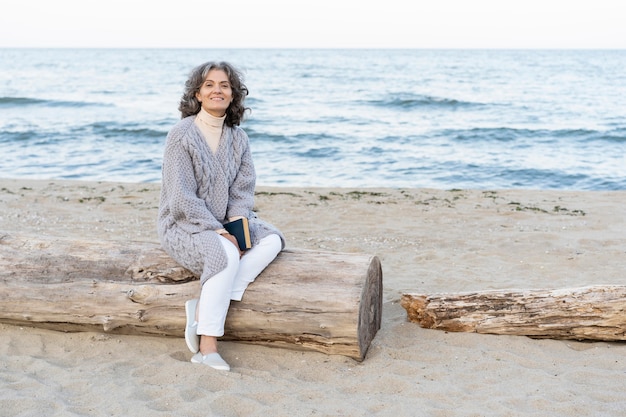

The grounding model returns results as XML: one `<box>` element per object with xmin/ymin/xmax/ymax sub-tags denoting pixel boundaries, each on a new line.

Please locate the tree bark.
<box><xmin>401</xmin><ymin>286</ymin><xmax>626</xmax><ymax>341</ymax></box>
<box><xmin>0</xmin><ymin>233</ymin><xmax>382</xmax><ymax>361</ymax></box>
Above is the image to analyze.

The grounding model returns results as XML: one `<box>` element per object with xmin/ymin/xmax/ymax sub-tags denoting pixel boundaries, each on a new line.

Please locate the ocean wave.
<box><xmin>0</xmin><ymin>96</ymin><xmax>107</xmax><ymax>108</ymax></box>
<box><xmin>246</xmin><ymin>128</ymin><xmax>299</xmax><ymax>144</ymax></box>
<box><xmin>248</xmin><ymin>130</ymin><xmax>336</xmax><ymax>145</ymax></box>
<box><xmin>89</xmin><ymin>122</ymin><xmax>167</xmax><ymax>141</ymax></box>
<box><xmin>441</xmin><ymin>127</ymin><xmax>609</xmax><ymax>143</ymax></box>
<box><xmin>366</xmin><ymin>94</ymin><xmax>483</xmax><ymax>110</ymax></box>
<box><xmin>424</xmin><ymin>164</ymin><xmax>591</xmax><ymax>190</ymax></box>
<box><xmin>0</xmin><ymin>123</ymin><xmax>166</xmax><ymax>145</ymax></box>
<box><xmin>587</xmin><ymin>128</ymin><xmax>626</xmax><ymax>143</ymax></box>
<box><xmin>294</xmin><ymin>146</ymin><xmax>341</xmax><ymax>159</ymax></box>
<box><xmin>0</xmin><ymin>130</ymin><xmax>39</xmax><ymax>143</ymax></box>
<box><xmin>444</xmin><ymin>127</ymin><xmax>549</xmax><ymax>143</ymax></box>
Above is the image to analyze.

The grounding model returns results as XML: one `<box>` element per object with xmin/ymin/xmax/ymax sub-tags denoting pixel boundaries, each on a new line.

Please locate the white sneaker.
<box><xmin>184</xmin><ymin>299</ymin><xmax>199</xmax><ymax>353</ymax></box>
<box><xmin>191</xmin><ymin>352</ymin><xmax>231</xmax><ymax>371</ymax></box>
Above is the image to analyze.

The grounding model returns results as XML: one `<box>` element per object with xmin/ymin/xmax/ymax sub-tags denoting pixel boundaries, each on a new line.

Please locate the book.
<box><xmin>224</xmin><ymin>217</ymin><xmax>252</xmax><ymax>251</ymax></box>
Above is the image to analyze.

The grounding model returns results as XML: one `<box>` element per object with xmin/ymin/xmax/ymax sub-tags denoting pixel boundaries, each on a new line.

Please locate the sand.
<box><xmin>1</xmin><ymin>178</ymin><xmax>625</xmax><ymax>416</ymax></box>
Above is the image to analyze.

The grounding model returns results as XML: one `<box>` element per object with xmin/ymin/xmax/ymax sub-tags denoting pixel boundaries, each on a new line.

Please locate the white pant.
<box><xmin>196</xmin><ymin>233</ymin><xmax>281</xmax><ymax>337</ymax></box>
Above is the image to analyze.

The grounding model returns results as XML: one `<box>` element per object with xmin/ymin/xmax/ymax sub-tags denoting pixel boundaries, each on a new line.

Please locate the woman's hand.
<box><xmin>222</xmin><ymin>232</ymin><xmax>244</xmax><ymax>258</ymax></box>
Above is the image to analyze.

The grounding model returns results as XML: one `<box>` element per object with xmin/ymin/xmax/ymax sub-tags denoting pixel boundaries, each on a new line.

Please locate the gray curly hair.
<box><xmin>178</xmin><ymin>61</ymin><xmax>249</xmax><ymax>127</ymax></box>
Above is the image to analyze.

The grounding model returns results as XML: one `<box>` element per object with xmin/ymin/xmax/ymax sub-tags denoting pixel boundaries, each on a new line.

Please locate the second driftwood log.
<box><xmin>0</xmin><ymin>233</ymin><xmax>383</xmax><ymax>361</ymax></box>
<box><xmin>401</xmin><ymin>286</ymin><xmax>626</xmax><ymax>341</ymax></box>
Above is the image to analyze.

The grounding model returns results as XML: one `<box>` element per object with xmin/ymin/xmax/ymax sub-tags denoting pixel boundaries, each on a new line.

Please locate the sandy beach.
<box><xmin>1</xmin><ymin>178</ymin><xmax>625</xmax><ymax>417</ymax></box>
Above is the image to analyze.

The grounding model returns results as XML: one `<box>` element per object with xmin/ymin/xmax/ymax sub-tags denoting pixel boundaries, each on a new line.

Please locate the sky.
<box><xmin>1</xmin><ymin>0</ymin><xmax>624</xmax><ymax>49</ymax></box>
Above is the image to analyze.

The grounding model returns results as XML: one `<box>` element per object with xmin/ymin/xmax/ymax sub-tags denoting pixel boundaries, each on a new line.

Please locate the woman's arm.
<box><xmin>226</xmin><ymin>128</ymin><xmax>256</xmax><ymax>219</ymax></box>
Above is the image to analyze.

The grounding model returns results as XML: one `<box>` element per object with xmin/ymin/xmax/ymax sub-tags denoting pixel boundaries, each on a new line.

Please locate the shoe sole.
<box><xmin>184</xmin><ymin>299</ymin><xmax>200</xmax><ymax>353</ymax></box>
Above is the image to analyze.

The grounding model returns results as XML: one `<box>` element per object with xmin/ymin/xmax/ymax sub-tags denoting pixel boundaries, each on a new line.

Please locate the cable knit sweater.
<box><xmin>157</xmin><ymin>116</ymin><xmax>285</xmax><ymax>284</ymax></box>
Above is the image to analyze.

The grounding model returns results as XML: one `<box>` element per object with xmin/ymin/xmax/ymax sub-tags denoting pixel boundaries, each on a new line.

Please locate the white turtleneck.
<box><xmin>194</xmin><ymin>108</ymin><xmax>225</xmax><ymax>154</ymax></box>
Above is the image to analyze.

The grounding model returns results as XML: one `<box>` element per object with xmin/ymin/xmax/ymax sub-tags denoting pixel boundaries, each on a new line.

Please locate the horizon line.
<box><xmin>1</xmin><ymin>46</ymin><xmax>625</xmax><ymax>51</ymax></box>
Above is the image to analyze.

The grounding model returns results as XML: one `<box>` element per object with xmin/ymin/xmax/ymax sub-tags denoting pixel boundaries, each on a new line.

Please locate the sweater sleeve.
<box><xmin>226</xmin><ymin>128</ymin><xmax>256</xmax><ymax>219</ymax></box>
<box><xmin>161</xmin><ymin>127</ymin><xmax>223</xmax><ymax>234</ymax></box>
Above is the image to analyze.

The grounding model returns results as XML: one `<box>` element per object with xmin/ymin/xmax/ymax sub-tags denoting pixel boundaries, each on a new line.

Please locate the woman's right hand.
<box><xmin>222</xmin><ymin>233</ymin><xmax>244</xmax><ymax>258</ymax></box>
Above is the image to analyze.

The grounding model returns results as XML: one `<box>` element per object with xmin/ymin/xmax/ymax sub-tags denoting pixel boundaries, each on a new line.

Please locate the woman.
<box><xmin>157</xmin><ymin>61</ymin><xmax>285</xmax><ymax>371</ymax></box>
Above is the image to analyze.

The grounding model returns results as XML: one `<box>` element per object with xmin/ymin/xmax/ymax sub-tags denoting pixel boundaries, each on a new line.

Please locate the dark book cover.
<box><xmin>224</xmin><ymin>217</ymin><xmax>252</xmax><ymax>251</ymax></box>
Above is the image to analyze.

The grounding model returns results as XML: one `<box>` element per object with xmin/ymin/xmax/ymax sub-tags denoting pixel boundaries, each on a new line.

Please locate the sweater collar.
<box><xmin>196</xmin><ymin>108</ymin><xmax>226</xmax><ymax>129</ymax></box>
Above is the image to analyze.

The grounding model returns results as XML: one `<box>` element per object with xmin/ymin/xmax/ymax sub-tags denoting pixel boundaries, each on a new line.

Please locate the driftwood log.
<box><xmin>0</xmin><ymin>233</ymin><xmax>383</xmax><ymax>361</ymax></box>
<box><xmin>401</xmin><ymin>286</ymin><xmax>626</xmax><ymax>341</ymax></box>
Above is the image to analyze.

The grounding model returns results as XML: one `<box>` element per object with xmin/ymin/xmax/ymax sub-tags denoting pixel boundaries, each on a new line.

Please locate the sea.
<box><xmin>1</xmin><ymin>48</ymin><xmax>625</xmax><ymax>190</ymax></box>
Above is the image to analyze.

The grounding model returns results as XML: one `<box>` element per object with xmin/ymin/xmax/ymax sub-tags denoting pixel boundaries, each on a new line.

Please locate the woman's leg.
<box><xmin>191</xmin><ymin>236</ymin><xmax>240</xmax><ymax>370</ymax></box>
<box><xmin>192</xmin><ymin>234</ymin><xmax>280</xmax><ymax>370</ymax></box>
<box><xmin>230</xmin><ymin>234</ymin><xmax>282</xmax><ymax>301</ymax></box>
<box><xmin>196</xmin><ymin>236</ymin><xmax>240</xmax><ymax>340</ymax></box>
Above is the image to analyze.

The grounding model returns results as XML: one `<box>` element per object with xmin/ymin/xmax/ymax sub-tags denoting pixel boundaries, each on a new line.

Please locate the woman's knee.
<box><xmin>258</xmin><ymin>233</ymin><xmax>282</xmax><ymax>255</ymax></box>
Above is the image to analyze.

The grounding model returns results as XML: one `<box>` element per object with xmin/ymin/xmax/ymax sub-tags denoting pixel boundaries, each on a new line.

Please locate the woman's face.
<box><xmin>195</xmin><ymin>69</ymin><xmax>233</xmax><ymax>117</ymax></box>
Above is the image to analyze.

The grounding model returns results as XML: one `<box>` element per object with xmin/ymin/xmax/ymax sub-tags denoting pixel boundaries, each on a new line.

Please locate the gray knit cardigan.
<box><xmin>157</xmin><ymin>116</ymin><xmax>285</xmax><ymax>283</ymax></box>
